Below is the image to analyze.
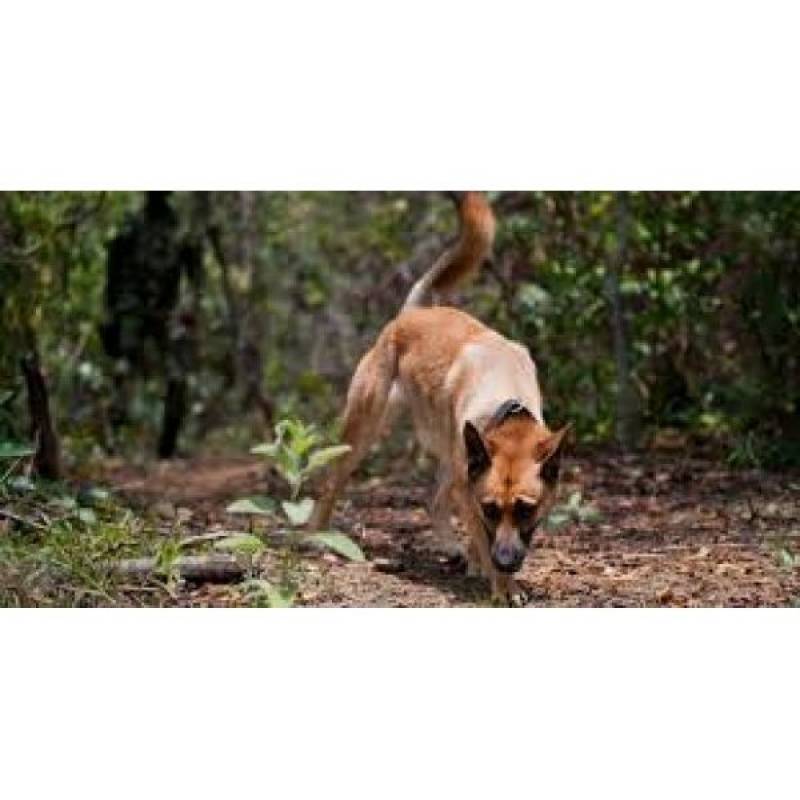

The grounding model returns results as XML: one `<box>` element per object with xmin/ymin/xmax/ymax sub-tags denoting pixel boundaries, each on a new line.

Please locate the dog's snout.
<box><xmin>495</xmin><ymin>542</ymin><xmax>514</xmax><ymax>564</ymax></box>
<box><xmin>491</xmin><ymin>542</ymin><xmax>524</xmax><ymax>573</ymax></box>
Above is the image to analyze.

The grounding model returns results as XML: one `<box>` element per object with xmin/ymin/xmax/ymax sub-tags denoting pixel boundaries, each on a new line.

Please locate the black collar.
<box><xmin>488</xmin><ymin>398</ymin><xmax>532</xmax><ymax>429</ymax></box>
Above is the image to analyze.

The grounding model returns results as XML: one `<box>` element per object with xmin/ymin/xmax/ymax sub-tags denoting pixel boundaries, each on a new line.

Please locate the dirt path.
<box><xmin>103</xmin><ymin>452</ymin><xmax>800</xmax><ymax>607</ymax></box>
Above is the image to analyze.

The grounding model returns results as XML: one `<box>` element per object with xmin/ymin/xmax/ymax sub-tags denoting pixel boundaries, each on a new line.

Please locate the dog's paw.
<box><xmin>490</xmin><ymin>580</ymin><xmax>531</xmax><ymax>607</ymax></box>
<box><xmin>510</xmin><ymin>586</ymin><xmax>531</xmax><ymax>608</ymax></box>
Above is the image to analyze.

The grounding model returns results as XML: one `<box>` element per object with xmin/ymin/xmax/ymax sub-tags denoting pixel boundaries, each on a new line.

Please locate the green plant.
<box><xmin>727</xmin><ymin>431</ymin><xmax>763</xmax><ymax>469</ymax></box>
<box><xmin>0</xmin><ymin>487</ymin><xmax>163</xmax><ymax>607</ymax></box>
<box><xmin>250</xmin><ymin>418</ymin><xmax>352</xmax><ymax>500</ymax></box>
<box><xmin>727</xmin><ymin>430</ymin><xmax>800</xmax><ymax>470</ymax></box>
<box><xmin>253</xmin><ymin>419</ymin><xmax>363</xmax><ymax>557</ymax></box>
<box><xmin>0</xmin><ymin>441</ymin><xmax>34</xmax><ymax>490</ymax></box>
<box><xmin>545</xmin><ymin>490</ymin><xmax>603</xmax><ymax>529</ymax></box>
<box><xmin>776</xmin><ymin>548</ymin><xmax>800</xmax><ymax>570</ymax></box>
<box><xmin>153</xmin><ymin>537</ymin><xmax>182</xmax><ymax>590</ymax></box>
<box><xmin>239</xmin><ymin>578</ymin><xmax>295</xmax><ymax>608</ymax></box>
<box><xmin>220</xmin><ymin>418</ymin><xmax>364</xmax><ymax>606</ymax></box>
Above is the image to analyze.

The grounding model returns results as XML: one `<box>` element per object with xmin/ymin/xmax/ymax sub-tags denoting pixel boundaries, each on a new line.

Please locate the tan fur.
<box><xmin>311</xmin><ymin>193</ymin><xmax>568</xmax><ymax>604</ymax></box>
<box><xmin>403</xmin><ymin>192</ymin><xmax>496</xmax><ymax>309</ymax></box>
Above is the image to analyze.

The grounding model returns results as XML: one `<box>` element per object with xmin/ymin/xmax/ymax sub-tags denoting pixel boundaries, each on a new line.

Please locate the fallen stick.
<box><xmin>111</xmin><ymin>555</ymin><xmax>245</xmax><ymax>584</ymax></box>
<box><xmin>178</xmin><ymin>531</ymin><xmax>235</xmax><ymax>548</ymax></box>
<box><xmin>0</xmin><ymin>506</ymin><xmax>47</xmax><ymax>531</ymax></box>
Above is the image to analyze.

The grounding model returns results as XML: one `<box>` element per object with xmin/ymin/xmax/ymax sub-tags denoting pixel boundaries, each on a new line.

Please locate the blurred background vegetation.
<box><xmin>2</xmin><ymin>191</ymin><xmax>799</xmax><ymax>474</ymax></box>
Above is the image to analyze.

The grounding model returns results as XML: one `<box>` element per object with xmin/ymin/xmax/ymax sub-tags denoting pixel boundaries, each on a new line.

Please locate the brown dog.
<box><xmin>311</xmin><ymin>192</ymin><xmax>568</xmax><ymax>603</ymax></box>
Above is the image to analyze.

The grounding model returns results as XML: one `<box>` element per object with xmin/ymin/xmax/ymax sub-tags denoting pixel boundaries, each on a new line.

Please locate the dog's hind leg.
<box><xmin>379</xmin><ymin>382</ymin><xmax>405</xmax><ymax>436</ymax></box>
<box><xmin>309</xmin><ymin>335</ymin><xmax>397</xmax><ymax>530</ymax></box>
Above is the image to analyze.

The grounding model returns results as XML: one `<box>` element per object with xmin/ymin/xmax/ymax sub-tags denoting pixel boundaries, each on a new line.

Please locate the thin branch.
<box><xmin>0</xmin><ymin>507</ymin><xmax>47</xmax><ymax>531</ymax></box>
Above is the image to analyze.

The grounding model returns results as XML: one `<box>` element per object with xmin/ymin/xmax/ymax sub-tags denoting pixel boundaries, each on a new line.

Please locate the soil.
<box><xmin>102</xmin><ymin>451</ymin><xmax>800</xmax><ymax>607</ymax></box>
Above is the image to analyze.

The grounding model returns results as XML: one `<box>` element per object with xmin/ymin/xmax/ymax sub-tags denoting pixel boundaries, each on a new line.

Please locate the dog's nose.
<box><xmin>492</xmin><ymin>542</ymin><xmax>524</xmax><ymax>573</ymax></box>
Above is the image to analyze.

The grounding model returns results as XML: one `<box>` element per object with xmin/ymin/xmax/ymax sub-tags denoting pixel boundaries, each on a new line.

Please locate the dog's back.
<box><xmin>382</xmin><ymin>305</ymin><xmax>544</xmax><ymax>463</ymax></box>
<box><xmin>310</xmin><ymin>193</ymin><xmax>497</xmax><ymax>528</ymax></box>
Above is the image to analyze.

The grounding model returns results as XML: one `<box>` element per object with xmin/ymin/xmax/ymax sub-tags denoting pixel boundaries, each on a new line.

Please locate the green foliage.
<box><xmin>153</xmin><ymin>538</ymin><xmax>182</xmax><ymax>588</ymax></box>
<box><xmin>728</xmin><ymin>431</ymin><xmax>800</xmax><ymax>470</ymax></box>
<box><xmin>0</xmin><ymin>192</ymin><xmax>137</xmax><ymax>445</ymax></box>
<box><xmin>225</xmin><ymin>496</ymin><xmax>274</xmax><ymax>515</ymax></box>
<box><xmin>776</xmin><ymin>549</ymin><xmax>800</xmax><ymax>570</ymax></box>
<box><xmin>240</xmin><ymin>578</ymin><xmax>295</xmax><ymax>608</ymax></box>
<box><xmin>0</xmin><ymin>441</ymin><xmax>34</xmax><ymax>491</ymax></box>
<box><xmin>727</xmin><ymin>431</ymin><xmax>765</xmax><ymax>469</ymax></box>
<box><xmin>306</xmin><ymin>531</ymin><xmax>366</xmax><ymax>562</ymax></box>
<box><xmin>481</xmin><ymin>191</ymin><xmax>800</xmax><ymax>458</ymax></box>
<box><xmin>0</xmin><ymin>477</ymin><xmax>162</xmax><ymax>607</ymax></box>
<box><xmin>281</xmin><ymin>497</ymin><xmax>315</xmax><ymax>525</ymax></box>
<box><xmin>0</xmin><ymin>442</ymin><xmax>35</xmax><ymax>459</ymax></box>
<box><xmin>240</xmin><ymin>417</ymin><xmax>364</xmax><ymax>562</ymax></box>
<box><xmin>214</xmin><ymin>533</ymin><xmax>266</xmax><ymax>557</ymax></box>
<box><xmin>250</xmin><ymin>419</ymin><xmax>351</xmax><ymax>498</ymax></box>
<box><xmin>219</xmin><ymin>418</ymin><xmax>365</xmax><ymax>605</ymax></box>
<box><xmin>546</xmin><ymin>491</ymin><xmax>602</xmax><ymax>529</ymax></box>
<box><xmin>3</xmin><ymin>190</ymin><xmax>800</xmax><ymax>467</ymax></box>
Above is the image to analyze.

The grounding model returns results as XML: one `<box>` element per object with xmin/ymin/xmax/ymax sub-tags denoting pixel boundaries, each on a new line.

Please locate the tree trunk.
<box><xmin>158</xmin><ymin>377</ymin><xmax>188</xmax><ymax>459</ymax></box>
<box><xmin>204</xmin><ymin>193</ymin><xmax>273</xmax><ymax>436</ymax></box>
<box><xmin>20</xmin><ymin>351</ymin><xmax>61</xmax><ymax>480</ymax></box>
<box><xmin>237</xmin><ymin>191</ymin><xmax>274</xmax><ymax>433</ymax></box>
<box><xmin>604</xmin><ymin>192</ymin><xmax>639</xmax><ymax>450</ymax></box>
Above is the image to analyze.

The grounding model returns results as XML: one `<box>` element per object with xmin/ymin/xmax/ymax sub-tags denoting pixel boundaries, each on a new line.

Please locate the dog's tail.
<box><xmin>402</xmin><ymin>192</ymin><xmax>496</xmax><ymax>311</ymax></box>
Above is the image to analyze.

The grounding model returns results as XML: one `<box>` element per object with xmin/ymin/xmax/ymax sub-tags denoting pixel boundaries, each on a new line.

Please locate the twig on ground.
<box><xmin>110</xmin><ymin>554</ymin><xmax>245</xmax><ymax>584</ymax></box>
<box><xmin>0</xmin><ymin>506</ymin><xmax>47</xmax><ymax>531</ymax></box>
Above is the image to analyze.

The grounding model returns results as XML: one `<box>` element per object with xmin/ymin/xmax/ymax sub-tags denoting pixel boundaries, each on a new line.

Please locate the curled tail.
<box><xmin>403</xmin><ymin>191</ymin><xmax>496</xmax><ymax>310</ymax></box>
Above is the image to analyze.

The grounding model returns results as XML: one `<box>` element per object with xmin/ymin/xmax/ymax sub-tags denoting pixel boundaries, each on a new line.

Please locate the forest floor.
<box><xmin>94</xmin><ymin>449</ymin><xmax>800</xmax><ymax>608</ymax></box>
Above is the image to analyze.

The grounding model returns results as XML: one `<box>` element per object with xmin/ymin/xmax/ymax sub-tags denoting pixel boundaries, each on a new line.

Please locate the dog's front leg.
<box><xmin>429</xmin><ymin>465</ymin><xmax>466</xmax><ymax>559</ymax></box>
<box><xmin>491</xmin><ymin>573</ymin><xmax>529</xmax><ymax>607</ymax></box>
<box><xmin>461</xmin><ymin>511</ymin><xmax>507</xmax><ymax>599</ymax></box>
<box><xmin>455</xmin><ymin>487</ymin><xmax>527</xmax><ymax>606</ymax></box>
<box><xmin>465</xmin><ymin>537</ymin><xmax>483</xmax><ymax>577</ymax></box>
<box><xmin>465</xmin><ymin>530</ymin><xmax>528</xmax><ymax>607</ymax></box>
<box><xmin>452</xmin><ymin>486</ymin><xmax>494</xmax><ymax>579</ymax></box>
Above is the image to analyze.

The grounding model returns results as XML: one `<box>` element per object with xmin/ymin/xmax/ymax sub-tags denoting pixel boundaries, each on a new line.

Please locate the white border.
<box><xmin>2</xmin><ymin>3</ymin><xmax>799</xmax><ymax>797</ymax></box>
<box><xmin>2</xmin><ymin>610</ymin><xmax>798</xmax><ymax>799</ymax></box>
<box><xmin>1</xmin><ymin>2</ymin><xmax>799</xmax><ymax>188</ymax></box>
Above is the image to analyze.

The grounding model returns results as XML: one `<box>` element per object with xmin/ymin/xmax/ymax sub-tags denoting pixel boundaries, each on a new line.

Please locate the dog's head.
<box><xmin>463</xmin><ymin>417</ymin><xmax>569</xmax><ymax>574</ymax></box>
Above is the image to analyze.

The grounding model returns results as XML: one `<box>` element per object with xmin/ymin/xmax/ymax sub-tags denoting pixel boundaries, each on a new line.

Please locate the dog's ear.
<box><xmin>463</xmin><ymin>421</ymin><xmax>491</xmax><ymax>481</ymax></box>
<box><xmin>535</xmin><ymin>425</ymin><xmax>570</xmax><ymax>486</ymax></box>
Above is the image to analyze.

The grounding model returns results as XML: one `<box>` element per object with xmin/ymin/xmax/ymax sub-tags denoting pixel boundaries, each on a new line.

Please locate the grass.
<box><xmin>0</xmin><ymin>483</ymin><xmax>167</xmax><ymax>606</ymax></box>
<box><xmin>0</xmin><ymin>468</ymin><xmax>309</xmax><ymax>607</ymax></box>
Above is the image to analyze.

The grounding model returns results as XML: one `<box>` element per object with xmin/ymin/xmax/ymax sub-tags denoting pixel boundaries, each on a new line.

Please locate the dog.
<box><xmin>310</xmin><ymin>192</ymin><xmax>569</xmax><ymax>604</ymax></box>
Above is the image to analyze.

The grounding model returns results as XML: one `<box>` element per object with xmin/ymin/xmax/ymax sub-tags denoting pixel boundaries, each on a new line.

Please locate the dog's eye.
<box><xmin>481</xmin><ymin>501</ymin><xmax>502</xmax><ymax>524</ymax></box>
<box><xmin>513</xmin><ymin>500</ymin><xmax>536</xmax><ymax>522</ymax></box>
